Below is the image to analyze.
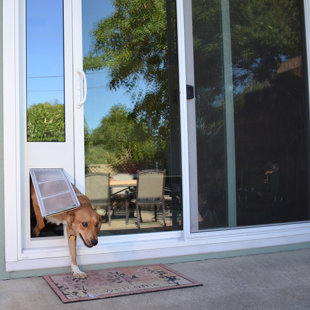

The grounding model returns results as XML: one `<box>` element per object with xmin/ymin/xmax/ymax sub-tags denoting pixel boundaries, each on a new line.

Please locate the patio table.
<box><xmin>109</xmin><ymin>179</ymin><xmax>137</xmax><ymax>187</ymax></box>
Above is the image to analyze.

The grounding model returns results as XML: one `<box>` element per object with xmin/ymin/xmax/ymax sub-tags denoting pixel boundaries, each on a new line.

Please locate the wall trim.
<box><xmin>5</xmin><ymin>222</ymin><xmax>310</xmax><ymax>273</ymax></box>
<box><xmin>1</xmin><ymin>242</ymin><xmax>309</xmax><ymax>280</ymax></box>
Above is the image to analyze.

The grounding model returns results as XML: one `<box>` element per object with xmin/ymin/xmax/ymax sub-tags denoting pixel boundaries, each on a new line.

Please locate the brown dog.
<box><xmin>30</xmin><ymin>181</ymin><xmax>102</xmax><ymax>278</ymax></box>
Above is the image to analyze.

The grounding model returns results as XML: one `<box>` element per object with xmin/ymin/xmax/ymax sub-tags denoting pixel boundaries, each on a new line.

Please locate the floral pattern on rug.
<box><xmin>44</xmin><ymin>264</ymin><xmax>202</xmax><ymax>303</ymax></box>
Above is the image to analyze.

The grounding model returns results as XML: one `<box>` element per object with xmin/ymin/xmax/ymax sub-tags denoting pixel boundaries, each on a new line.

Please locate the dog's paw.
<box><xmin>73</xmin><ymin>271</ymin><xmax>87</xmax><ymax>279</ymax></box>
<box><xmin>71</xmin><ymin>264</ymin><xmax>87</xmax><ymax>279</ymax></box>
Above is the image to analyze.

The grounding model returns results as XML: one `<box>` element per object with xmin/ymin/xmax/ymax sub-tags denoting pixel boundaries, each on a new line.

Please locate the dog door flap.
<box><xmin>30</xmin><ymin>168</ymin><xmax>80</xmax><ymax>217</ymax></box>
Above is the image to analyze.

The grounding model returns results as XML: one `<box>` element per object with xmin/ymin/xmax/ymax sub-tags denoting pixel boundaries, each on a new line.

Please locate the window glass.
<box><xmin>26</xmin><ymin>0</ymin><xmax>65</xmax><ymax>142</ymax></box>
<box><xmin>231</xmin><ymin>0</ymin><xmax>309</xmax><ymax>226</ymax></box>
<box><xmin>82</xmin><ymin>0</ymin><xmax>182</xmax><ymax>235</ymax></box>
<box><xmin>192</xmin><ymin>0</ymin><xmax>310</xmax><ymax>230</ymax></box>
<box><xmin>192</xmin><ymin>0</ymin><xmax>228</xmax><ymax>229</ymax></box>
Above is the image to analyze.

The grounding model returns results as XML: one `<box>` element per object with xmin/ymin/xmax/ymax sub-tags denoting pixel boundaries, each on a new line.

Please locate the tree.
<box><xmin>84</xmin><ymin>0</ymin><xmax>302</xmax><ymax>137</ymax></box>
<box><xmin>190</xmin><ymin>0</ymin><xmax>304</xmax><ymax>139</ymax></box>
<box><xmin>230</xmin><ymin>0</ymin><xmax>302</xmax><ymax>83</ymax></box>
<box><xmin>83</xmin><ymin>0</ymin><xmax>304</xmax><ymax>182</ymax></box>
<box><xmin>83</xmin><ymin>0</ymin><xmax>178</xmax><ymax>133</ymax></box>
<box><xmin>27</xmin><ymin>102</ymin><xmax>65</xmax><ymax>142</ymax></box>
<box><xmin>86</xmin><ymin>104</ymin><xmax>165</xmax><ymax>171</ymax></box>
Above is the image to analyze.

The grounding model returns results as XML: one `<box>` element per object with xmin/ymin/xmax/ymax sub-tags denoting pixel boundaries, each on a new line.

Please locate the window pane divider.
<box><xmin>221</xmin><ymin>0</ymin><xmax>237</xmax><ymax>227</ymax></box>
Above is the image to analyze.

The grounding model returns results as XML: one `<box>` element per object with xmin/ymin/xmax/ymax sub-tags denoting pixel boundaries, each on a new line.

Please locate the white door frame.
<box><xmin>23</xmin><ymin>0</ymin><xmax>76</xmax><ymax>250</ymax></box>
<box><xmin>72</xmin><ymin>0</ymin><xmax>86</xmax><ymax>193</ymax></box>
<box><xmin>3</xmin><ymin>0</ymin><xmax>310</xmax><ymax>273</ymax></box>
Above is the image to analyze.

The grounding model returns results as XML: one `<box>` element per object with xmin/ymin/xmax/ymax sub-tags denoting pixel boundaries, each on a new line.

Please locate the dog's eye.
<box><xmin>82</xmin><ymin>222</ymin><xmax>88</xmax><ymax>228</ymax></box>
<box><xmin>95</xmin><ymin>222</ymin><xmax>100</xmax><ymax>228</ymax></box>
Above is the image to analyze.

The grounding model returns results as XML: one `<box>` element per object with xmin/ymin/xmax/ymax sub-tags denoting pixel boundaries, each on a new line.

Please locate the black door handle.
<box><xmin>186</xmin><ymin>85</ymin><xmax>195</xmax><ymax>100</ymax></box>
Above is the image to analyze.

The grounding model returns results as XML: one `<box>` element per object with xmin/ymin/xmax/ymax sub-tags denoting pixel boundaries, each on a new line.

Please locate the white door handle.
<box><xmin>77</xmin><ymin>70</ymin><xmax>87</xmax><ymax>108</ymax></box>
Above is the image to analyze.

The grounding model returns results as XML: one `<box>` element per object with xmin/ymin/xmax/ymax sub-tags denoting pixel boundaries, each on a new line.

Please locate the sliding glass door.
<box><xmin>81</xmin><ymin>0</ymin><xmax>182</xmax><ymax>235</ymax></box>
<box><xmin>188</xmin><ymin>0</ymin><xmax>310</xmax><ymax>232</ymax></box>
<box><xmin>25</xmin><ymin>0</ymin><xmax>310</xmax><ymax>242</ymax></box>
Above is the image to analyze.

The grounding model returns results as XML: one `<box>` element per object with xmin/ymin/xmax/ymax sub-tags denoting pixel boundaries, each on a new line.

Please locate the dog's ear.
<box><xmin>67</xmin><ymin>212</ymin><xmax>75</xmax><ymax>228</ymax></box>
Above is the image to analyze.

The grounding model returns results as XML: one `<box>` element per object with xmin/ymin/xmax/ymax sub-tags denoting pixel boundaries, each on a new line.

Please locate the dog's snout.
<box><xmin>91</xmin><ymin>239</ymin><xmax>98</xmax><ymax>246</ymax></box>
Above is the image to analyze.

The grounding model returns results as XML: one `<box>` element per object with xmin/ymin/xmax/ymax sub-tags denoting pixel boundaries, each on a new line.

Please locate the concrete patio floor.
<box><xmin>1</xmin><ymin>248</ymin><xmax>310</xmax><ymax>309</ymax></box>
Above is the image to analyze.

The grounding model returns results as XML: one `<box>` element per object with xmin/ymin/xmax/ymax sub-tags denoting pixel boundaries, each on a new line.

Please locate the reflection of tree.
<box><xmin>230</xmin><ymin>0</ymin><xmax>302</xmax><ymax>84</ymax></box>
<box><xmin>84</xmin><ymin>0</ymin><xmax>173</xmax><ymax>131</ymax></box>
<box><xmin>231</xmin><ymin>0</ymin><xmax>307</xmax><ymax>224</ymax></box>
<box><xmin>27</xmin><ymin>102</ymin><xmax>64</xmax><ymax>142</ymax></box>
<box><xmin>193</xmin><ymin>0</ymin><xmax>305</xmax><ymax>228</ymax></box>
<box><xmin>193</xmin><ymin>0</ymin><xmax>303</xmax><ymax>124</ymax></box>
<box><xmin>83</xmin><ymin>0</ymin><xmax>304</xmax><ymax>186</ymax></box>
<box><xmin>84</xmin><ymin>0</ymin><xmax>302</xmax><ymax>130</ymax></box>
<box><xmin>84</xmin><ymin>0</ymin><xmax>179</xmax><ymax>170</ymax></box>
<box><xmin>85</xmin><ymin>104</ymin><xmax>166</xmax><ymax>172</ymax></box>
<box><xmin>193</xmin><ymin>0</ymin><xmax>304</xmax><ymax>153</ymax></box>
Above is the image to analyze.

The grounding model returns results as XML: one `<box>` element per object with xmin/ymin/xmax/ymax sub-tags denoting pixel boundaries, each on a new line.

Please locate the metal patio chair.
<box><xmin>132</xmin><ymin>170</ymin><xmax>166</xmax><ymax>229</ymax></box>
<box><xmin>85</xmin><ymin>172</ymin><xmax>112</xmax><ymax>225</ymax></box>
<box><xmin>110</xmin><ymin>173</ymin><xmax>134</xmax><ymax>224</ymax></box>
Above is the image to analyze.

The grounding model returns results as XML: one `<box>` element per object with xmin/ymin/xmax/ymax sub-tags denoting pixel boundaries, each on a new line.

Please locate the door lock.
<box><xmin>186</xmin><ymin>85</ymin><xmax>195</xmax><ymax>100</ymax></box>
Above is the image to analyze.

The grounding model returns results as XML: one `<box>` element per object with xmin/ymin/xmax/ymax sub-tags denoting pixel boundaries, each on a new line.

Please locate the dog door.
<box><xmin>30</xmin><ymin>168</ymin><xmax>80</xmax><ymax>217</ymax></box>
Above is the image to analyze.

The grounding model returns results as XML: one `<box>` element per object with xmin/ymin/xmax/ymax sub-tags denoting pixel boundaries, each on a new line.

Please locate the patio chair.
<box><xmin>110</xmin><ymin>173</ymin><xmax>134</xmax><ymax>224</ymax></box>
<box><xmin>132</xmin><ymin>170</ymin><xmax>166</xmax><ymax>229</ymax></box>
<box><xmin>85</xmin><ymin>172</ymin><xmax>112</xmax><ymax>225</ymax></box>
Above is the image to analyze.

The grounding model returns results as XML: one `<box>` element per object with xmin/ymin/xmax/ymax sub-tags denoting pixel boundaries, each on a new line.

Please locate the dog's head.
<box><xmin>67</xmin><ymin>194</ymin><xmax>102</xmax><ymax>248</ymax></box>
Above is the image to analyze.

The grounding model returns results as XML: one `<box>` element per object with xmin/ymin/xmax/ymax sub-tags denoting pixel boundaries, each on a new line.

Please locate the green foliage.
<box><xmin>27</xmin><ymin>102</ymin><xmax>65</xmax><ymax>142</ymax></box>
<box><xmin>84</xmin><ymin>0</ymin><xmax>167</xmax><ymax>90</ymax></box>
<box><xmin>83</xmin><ymin>0</ymin><xmax>181</xmax><ymax>171</ymax></box>
<box><xmin>84</xmin><ymin>0</ymin><xmax>179</xmax><ymax>131</ymax></box>
<box><xmin>85</xmin><ymin>145</ymin><xmax>110</xmax><ymax>165</ymax></box>
<box><xmin>86</xmin><ymin>104</ymin><xmax>166</xmax><ymax>171</ymax></box>
<box><xmin>84</xmin><ymin>0</ymin><xmax>301</xmax><ymax>121</ymax></box>
<box><xmin>83</xmin><ymin>0</ymin><xmax>302</xmax><ymax>174</ymax></box>
<box><xmin>230</xmin><ymin>0</ymin><xmax>302</xmax><ymax>82</ymax></box>
<box><xmin>192</xmin><ymin>0</ymin><xmax>302</xmax><ymax>96</ymax></box>
<box><xmin>191</xmin><ymin>0</ymin><xmax>303</xmax><ymax>138</ymax></box>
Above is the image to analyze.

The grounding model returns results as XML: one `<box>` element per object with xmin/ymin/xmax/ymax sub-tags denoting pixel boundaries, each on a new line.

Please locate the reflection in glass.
<box><xmin>192</xmin><ymin>0</ymin><xmax>228</xmax><ymax>229</ymax></box>
<box><xmin>231</xmin><ymin>0</ymin><xmax>309</xmax><ymax>226</ymax></box>
<box><xmin>26</xmin><ymin>0</ymin><xmax>65</xmax><ymax>142</ymax></box>
<box><xmin>82</xmin><ymin>0</ymin><xmax>182</xmax><ymax>235</ymax></box>
<box><xmin>193</xmin><ymin>0</ymin><xmax>310</xmax><ymax>230</ymax></box>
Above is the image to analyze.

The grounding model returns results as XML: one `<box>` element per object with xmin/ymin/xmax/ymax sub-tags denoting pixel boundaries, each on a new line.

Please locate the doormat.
<box><xmin>43</xmin><ymin>264</ymin><xmax>202</xmax><ymax>303</ymax></box>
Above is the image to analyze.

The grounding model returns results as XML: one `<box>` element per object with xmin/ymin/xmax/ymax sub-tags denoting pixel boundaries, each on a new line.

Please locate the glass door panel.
<box><xmin>187</xmin><ymin>0</ymin><xmax>229</xmax><ymax>231</ymax></box>
<box><xmin>26</xmin><ymin>0</ymin><xmax>75</xmax><ymax>240</ymax></box>
<box><xmin>231</xmin><ymin>0</ymin><xmax>310</xmax><ymax>226</ymax></box>
<box><xmin>82</xmin><ymin>0</ymin><xmax>182</xmax><ymax>235</ymax></box>
<box><xmin>188</xmin><ymin>0</ymin><xmax>310</xmax><ymax>231</ymax></box>
<box><xmin>26</xmin><ymin>0</ymin><xmax>65</xmax><ymax>142</ymax></box>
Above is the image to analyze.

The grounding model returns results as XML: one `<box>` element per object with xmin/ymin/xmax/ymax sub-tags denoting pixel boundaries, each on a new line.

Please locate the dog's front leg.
<box><xmin>30</xmin><ymin>182</ymin><xmax>45</xmax><ymax>236</ymax></box>
<box><xmin>67</xmin><ymin>233</ymin><xmax>87</xmax><ymax>279</ymax></box>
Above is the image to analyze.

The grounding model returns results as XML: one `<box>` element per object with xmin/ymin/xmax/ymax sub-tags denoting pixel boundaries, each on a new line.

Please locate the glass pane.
<box><xmin>192</xmin><ymin>0</ymin><xmax>228</xmax><ymax>230</ymax></box>
<box><xmin>231</xmin><ymin>0</ymin><xmax>310</xmax><ymax>226</ymax></box>
<box><xmin>192</xmin><ymin>0</ymin><xmax>310</xmax><ymax>231</ymax></box>
<box><xmin>82</xmin><ymin>0</ymin><xmax>182</xmax><ymax>235</ymax></box>
<box><xmin>26</xmin><ymin>0</ymin><xmax>65</xmax><ymax>142</ymax></box>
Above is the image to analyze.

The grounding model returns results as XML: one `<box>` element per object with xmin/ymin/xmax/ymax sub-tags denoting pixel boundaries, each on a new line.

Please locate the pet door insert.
<box><xmin>30</xmin><ymin>168</ymin><xmax>80</xmax><ymax>217</ymax></box>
